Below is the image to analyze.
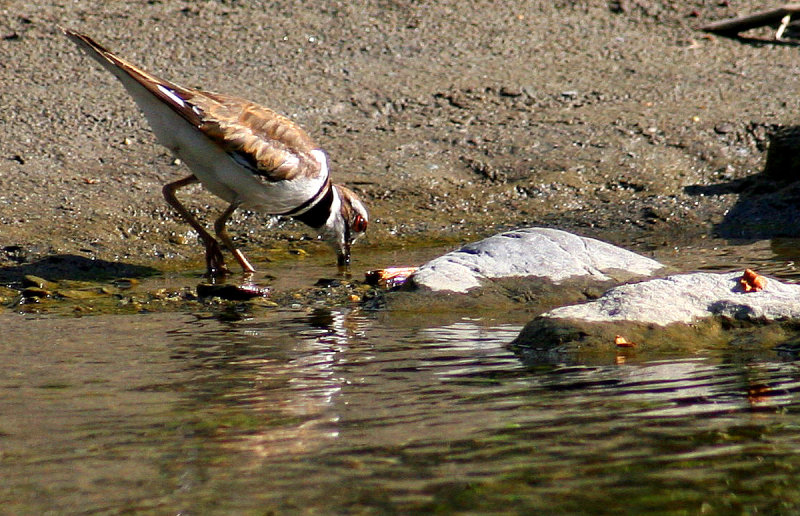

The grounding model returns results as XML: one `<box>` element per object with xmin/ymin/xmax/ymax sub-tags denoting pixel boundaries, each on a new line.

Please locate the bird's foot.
<box><xmin>204</xmin><ymin>242</ymin><xmax>231</xmax><ymax>280</ymax></box>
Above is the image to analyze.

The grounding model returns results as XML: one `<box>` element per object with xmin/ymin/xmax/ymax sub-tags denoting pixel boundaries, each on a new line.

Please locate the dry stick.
<box><xmin>701</xmin><ymin>4</ymin><xmax>800</xmax><ymax>35</ymax></box>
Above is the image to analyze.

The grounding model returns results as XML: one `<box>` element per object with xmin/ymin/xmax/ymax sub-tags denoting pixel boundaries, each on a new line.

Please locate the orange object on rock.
<box><xmin>365</xmin><ymin>267</ymin><xmax>419</xmax><ymax>289</ymax></box>
<box><xmin>615</xmin><ymin>335</ymin><xmax>636</xmax><ymax>348</ymax></box>
<box><xmin>739</xmin><ymin>269</ymin><xmax>767</xmax><ymax>292</ymax></box>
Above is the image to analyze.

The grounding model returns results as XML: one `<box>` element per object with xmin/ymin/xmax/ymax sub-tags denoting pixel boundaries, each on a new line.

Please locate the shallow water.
<box><xmin>3</xmin><ymin>238</ymin><xmax>800</xmax><ymax>514</ymax></box>
<box><xmin>2</xmin><ymin>310</ymin><xmax>800</xmax><ymax>514</ymax></box>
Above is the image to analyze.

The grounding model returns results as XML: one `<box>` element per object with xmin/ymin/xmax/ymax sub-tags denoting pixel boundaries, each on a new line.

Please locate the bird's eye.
<box><xmin>352</xmin><ymin>214</ymin><xmax>368</xmax><ymax>233</ymax></box>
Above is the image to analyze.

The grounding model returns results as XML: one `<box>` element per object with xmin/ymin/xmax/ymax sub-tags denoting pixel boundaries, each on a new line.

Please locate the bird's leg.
<box><xmin>163</xmin><ymin>175</ymin><xmax>229</xmax><ymax>277</ymax></box>
<box><xmin>214</xmin><ymin>201</ymin><xmax>256</xmax><ymax>275</ymax></box>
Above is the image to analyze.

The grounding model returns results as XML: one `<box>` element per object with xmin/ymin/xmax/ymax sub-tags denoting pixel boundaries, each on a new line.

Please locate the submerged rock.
<box><xmin>407</xmin><ymin>228</ymin><xmax>665</xmax><ymax>294</ymax></box>
<box><xmin>22</xmin><ymin>275</ymin><xmax>57</xmax><ymax>290</ymax></box>
<box><xmin>56</xmin><ymin>288</ymin><xmax>105</xmax><ymax>300</ymax></box>
<box><xmin>22</xmin><ymin>287</ymin><xmax>51</xmax><ymax>299</ymax></box>
<box><xmin>196</xmin><ymin>283</ymin><xmax>271</xmax><ymax>301</ymax></box>
<box><xmin>511</xmin><ymin>271</ymin><xmax>800</xmax><ymax>361</ymax></box>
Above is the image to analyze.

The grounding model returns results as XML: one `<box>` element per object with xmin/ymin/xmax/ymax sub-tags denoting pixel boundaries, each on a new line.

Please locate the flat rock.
<box><xmin>407</xmin><ymin>228</ymin><xmax>665</xmax><ymax>294</ymax></box>
<box><xmin>511</xmin><ymin>271</ymin><xmax>800</xmax><ymax>362</ymax></box>
<box><xmin>545</xmin><ymin>271</ymin><xmax>800</xmax><ymax>325</ymax></box>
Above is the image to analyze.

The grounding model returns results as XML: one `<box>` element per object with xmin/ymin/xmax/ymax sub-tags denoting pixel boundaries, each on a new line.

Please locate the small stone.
<box><xmin>315</xmin><ymin>278</ymin><xmax>342</xmax><ymax>288</ymax></box>
<box><xmin>57</xmin><ymin>289</ymin><xmax>101</xmax><ymax>300</ymax></box>
<box><xmin>499</xmin><ymin>85</ymin><xmax>523</xmax><ymax>97</ymax></box>
<box><xmin>22</xmin><ymin>287</ymin><xmax>51</xmax><ymax>299</ymax></box>
<box><xmin>196</xmin><ymin>283</ymin><xmax>270</xmax><ymax>300</ymax></box>
<box><xmin>22</xmin><ymin>275</ymin><xmax>57</xmax><ymax>290</ymax></box>
<box><xmin>248</xmin><ymin>298</ymin><xmax>279</xmax><ymax>308</ymax></box>
<box><xmin>169</xmin><ymin>234</ymin><xmax>189</xmax><ymax>245</ymax></box>
<box><xmin>714</xmin><ymin>123</ymin><xmax>734</xmax><ymax>134</ymax></box>
<box><xmin>113</xmin><ymin>278</ymin><xmax>139</xmax><ymax>289</ymax></box>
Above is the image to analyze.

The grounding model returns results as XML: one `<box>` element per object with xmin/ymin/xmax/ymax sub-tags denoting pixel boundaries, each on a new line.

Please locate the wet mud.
<box><xmin>2</xmin><ymin>1</ymin><xmax>800</xmax><ymax>313</ymax></box>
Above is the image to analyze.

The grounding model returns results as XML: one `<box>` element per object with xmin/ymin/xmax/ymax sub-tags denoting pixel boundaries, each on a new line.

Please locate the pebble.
<box><xmin>196</xmin><ymin>283</ymin><xmax>270</xmax><ymax>300</ymax></box>
<box><xmin>113</xmin><ymin>278</ymin><xmax>139</xmax><ymax>289</ymax></box>
<box><xmin>169</xmin><ymin>234</ymin><xmax>189</xmax><ymax>245</ymax></box>
<box><xmin>315</xmin><ymin>278</ymin><xmax>342</xmax><ymax>288</ymax></box>
<box><xmin>22</xmin><ymin>275</ymin><xmax>57</xmax><ymax>290</ymax></box>
<box><xmin>248</xmin><ymin>298</ymin><xmax>279</xmax><ymax>308</ymax></box>
<box><xmin>499</xmin><ymin>85</ymin><xmax>523</xmax><ymax>97</ymax></box>
<box><xmin>57</xmin><ymin>289</ymin><xmax>102</xmax><ymax>300</ymax></box>
<box><xmin>22</xmin><ymin>287</ymin><xmax>51</xmax><ymax>299</ymax></box>
<box><xmin>714</xmin><ymin>123</ymin><xmax>734</xmax><ymax>134</ymax></box>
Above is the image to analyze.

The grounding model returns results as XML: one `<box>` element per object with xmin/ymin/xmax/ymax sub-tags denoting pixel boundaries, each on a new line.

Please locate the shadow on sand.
<box><xmin>685</xmin><ymin>125</ymin><xmax>800</xmax><ymax>240</ymax></box>
<box><xmin>0</xmin><ymin>252</ymin><xmax>158</xmax><ymax>285</ymax></box>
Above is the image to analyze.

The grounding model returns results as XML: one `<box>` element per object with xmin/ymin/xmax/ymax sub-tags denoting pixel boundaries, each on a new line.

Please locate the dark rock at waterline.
<box><xmin>763</xmin><ymin>125</ymin><xmax>800</xmax><ymax>183</ymax></box>
<box><xmin>510</xmin><ymin>271</ymin><xmax>800</xmax><ymax>362</ymax></box>
<box><xmin>406</xmin><ymin>228</ymin><xmax>665</xmax><ymax>294</ymax></box>
<box><xmin>196</xmin><ymin>283</ymin><xmax>270</xmax><ymax>301</ymax></box>
<box><xmin>314</xmin><ymin>278</ymin><xmax>342</xmax><ymax>288</ymax></box>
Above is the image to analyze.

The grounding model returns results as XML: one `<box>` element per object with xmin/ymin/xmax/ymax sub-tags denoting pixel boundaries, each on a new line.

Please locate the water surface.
<box><xmin>3</xmin><ymin>238</ymin><xmax>800</xmax><ymax>514</ymax></box>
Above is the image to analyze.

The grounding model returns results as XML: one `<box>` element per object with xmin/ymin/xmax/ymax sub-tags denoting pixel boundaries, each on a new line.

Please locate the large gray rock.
<box><xmin>511</xmin><ymin>271</ymin><xmax>800</xmax><ymax>361</ymax></box>
<box><xmin>407</xmin><ymin>227</ymin><xmax>665</xmax><ymax>293</ymax></box>
<box><xmin>545</xmin><ymin>271</ymin><xmax>800</xmax><ymax>325</ymax></box>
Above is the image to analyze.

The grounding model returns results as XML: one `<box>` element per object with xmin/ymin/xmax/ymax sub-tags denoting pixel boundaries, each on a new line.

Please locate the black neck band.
<box><xmin>292</xmin><ymin>185</ymin><xmax>334</xmax><ymax>229</ymax></box>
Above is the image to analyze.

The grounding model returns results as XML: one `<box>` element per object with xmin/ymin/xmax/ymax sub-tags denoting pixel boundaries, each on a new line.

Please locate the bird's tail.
<box><xmin>60</xmin><ymin>27</ymin><xmax>201</xmax><ymax>127</ymax></box>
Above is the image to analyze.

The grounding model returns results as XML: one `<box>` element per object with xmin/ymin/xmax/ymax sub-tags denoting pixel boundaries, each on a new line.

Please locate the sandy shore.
<box><xmin>1</xmin><ymin>1</ymin><xmax>799</xmax><ymax>276</ymax></box>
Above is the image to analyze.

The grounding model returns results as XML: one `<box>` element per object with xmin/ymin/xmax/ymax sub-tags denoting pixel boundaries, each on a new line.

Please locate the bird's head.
<box><xmin>320</xmin><ymin>184</ymin><xmax>368</xmax><ymax>271</ymax></box>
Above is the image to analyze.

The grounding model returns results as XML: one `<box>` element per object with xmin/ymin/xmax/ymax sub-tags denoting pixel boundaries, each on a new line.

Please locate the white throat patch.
<box><xmin>310</xmin><ymin>149</ymin><xmax>329</xmax><ymax>179</ymax></box>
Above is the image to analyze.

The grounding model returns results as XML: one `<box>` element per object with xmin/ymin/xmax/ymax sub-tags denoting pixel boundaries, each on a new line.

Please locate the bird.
<box><xmin>61</xmin><ymin>28</ymin><xmax>368</xmax><ymax>277</ymax></box>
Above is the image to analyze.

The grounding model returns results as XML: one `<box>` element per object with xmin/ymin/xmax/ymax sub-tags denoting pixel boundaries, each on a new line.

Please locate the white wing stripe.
<box><xmin>157</xmin><ymin>84</ymin><xmax>185</xmax><ymax>107</ymax></box>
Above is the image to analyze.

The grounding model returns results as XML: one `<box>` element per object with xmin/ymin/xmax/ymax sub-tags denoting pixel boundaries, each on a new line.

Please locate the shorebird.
<box><xmin>62</xmin><ymin>28</ymin><xmax>368</xmax><ymax>277</ymax></box>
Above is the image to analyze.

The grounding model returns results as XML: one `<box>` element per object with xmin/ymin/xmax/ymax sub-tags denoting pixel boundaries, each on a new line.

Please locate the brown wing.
<box><xmin>193</xmin><ymin>93</ymin><xmax>324</xmax><ymax>182</ymax></box>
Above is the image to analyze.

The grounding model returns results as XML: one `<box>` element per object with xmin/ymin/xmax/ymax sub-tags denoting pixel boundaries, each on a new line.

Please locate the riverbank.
<box><xmin>2</xmin><ymin>1</ymin><xmax>800</xmax><ymax>293</ymax></box>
